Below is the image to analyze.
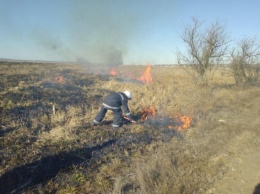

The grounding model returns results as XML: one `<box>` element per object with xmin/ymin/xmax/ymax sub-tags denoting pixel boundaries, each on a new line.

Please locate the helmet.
<box><xmin>123</xmin><ymin>90</ymin><xmax>132</xmax><ymax>99</ymax></box>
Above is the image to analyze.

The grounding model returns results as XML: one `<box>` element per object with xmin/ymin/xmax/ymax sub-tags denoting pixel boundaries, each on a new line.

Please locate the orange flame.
<box><xmin>109</xmin><ymin>69</ymin><xmax>117</xmax><ymax>76</ymax></box>
<box><xmin>55</xmin><ymin>76</ymin><xmax>64</xmax><ymax>83</ymax></box>
<box><xmin>108</xmin><ymin>65</ymin><xmax>152</xmax><ymax>84</ymax></box>
<box><xmin>138</xmin><ymin>106</ymin><xmax>192</xmax><ymax>130</ymax></box>
<box><xmin>179</xmin><ymin>115</ymin><xmax>192</xmax><ymax>130</ymax></box>
<box><xmin>137</xmin><ymin>65</ymin><xmax>152</xmax><ymax>83</ymax></box>
<box><xmin>170</xmin><ymin>115</ymin><xmax>192</xmax><ymax>131</ymax></box>
<box><xmin>139</xmin><ymin>106</ymin><xmax>157</xmax><ymax>122</ymax></box>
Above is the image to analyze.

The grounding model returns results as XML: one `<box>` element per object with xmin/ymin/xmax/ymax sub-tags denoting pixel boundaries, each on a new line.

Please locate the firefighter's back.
<box><xmin>104</xmin><ymin>92</ymin><xmax>122</xmax><ymax>107</ymax></box>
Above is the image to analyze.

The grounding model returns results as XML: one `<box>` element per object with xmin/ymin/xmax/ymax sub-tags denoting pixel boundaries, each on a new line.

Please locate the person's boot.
<box><xmin>92</xmin><ymin>120</ymin><xmax>100</xmax><ymax>126</ymax></box>
<box><xmin>112</xmin><ymin>123</ymin><xmax>122</xmax><ymax>128</ymax></box>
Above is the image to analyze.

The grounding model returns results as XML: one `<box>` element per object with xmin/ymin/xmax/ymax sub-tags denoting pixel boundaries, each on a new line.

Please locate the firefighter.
<box><xmin>93</xmin><ymin>90</ymin><xmax>135</xmax><ymax>128</ymax></box>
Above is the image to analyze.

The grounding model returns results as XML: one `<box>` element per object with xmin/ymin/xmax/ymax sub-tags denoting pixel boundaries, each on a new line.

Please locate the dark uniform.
<box><xmin>93</xmin><ymin>92</ymin><xmax>134</xmax><ymax>127</ymax></box>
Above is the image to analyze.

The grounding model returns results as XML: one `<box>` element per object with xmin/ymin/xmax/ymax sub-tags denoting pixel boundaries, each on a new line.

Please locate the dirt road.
<box><xmin>207</xmin><ymin>89</ymin><xmax>260</xmax><ymax>194</ymax></box>
<box><xmin>208</xmin><ymin>150</ymin><xmax>260</xmax><ymax>194</ymax></box>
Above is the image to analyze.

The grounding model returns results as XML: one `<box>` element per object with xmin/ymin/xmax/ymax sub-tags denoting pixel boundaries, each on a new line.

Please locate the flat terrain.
<box><xmin>206</xmin><ymin>89</ymin><xmax>260</xmax><ymax>194</ymax></box>
<box><xmin>0</xmin><ymin>61</ymin><xmax>259</xmax><ymax>193</ymax></box>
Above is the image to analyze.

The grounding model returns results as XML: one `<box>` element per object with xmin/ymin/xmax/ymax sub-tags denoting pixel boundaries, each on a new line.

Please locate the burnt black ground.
<box><xmin>0</xmin><ymin>119</ymin><xmax>182</xmax><ymax>193</ymax></box>
<box><xmin>0</xmin><ymin>64</ymin><xmax>185</xmax><ymax>193</ymax></box>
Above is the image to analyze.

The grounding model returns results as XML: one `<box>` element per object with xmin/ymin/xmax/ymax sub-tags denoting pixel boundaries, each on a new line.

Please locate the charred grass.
<box><xmin>0</xmin><ymin>62</ymin><xmax>260</xmax><ymax>193</ymax></box>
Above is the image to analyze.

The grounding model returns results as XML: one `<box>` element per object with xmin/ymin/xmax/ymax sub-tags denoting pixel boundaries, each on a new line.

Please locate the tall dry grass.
<box><xmin>90</xmin><ymin>65</ymin><xmax>259</xmax><ymax>193</ymax></box>
<box><xmin>1</xmin><ymin>63</ymin><xmax>259</xmax><ymax>193</ymax></box>
<box><xmin>94</xmin><ymin>66</ymin><xmax>234</xmax><ymax>120</ymax></box>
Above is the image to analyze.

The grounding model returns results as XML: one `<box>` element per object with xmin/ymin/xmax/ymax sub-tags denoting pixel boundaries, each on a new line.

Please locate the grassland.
<box><xmin>0</xmin><ymin>61</ymin><xmax>259</xmax><ymax>193</ymax></box>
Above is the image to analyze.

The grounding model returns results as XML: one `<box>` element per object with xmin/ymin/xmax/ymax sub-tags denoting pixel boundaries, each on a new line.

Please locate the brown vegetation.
<box><xmin>177</xmin><ymin>18</ymin><xmax>230</xmax><ymax>86</ymax></box>
<box><xmin>0</xmin><ymin>62</ymin><xmax>259</xmax><ymax>193</ymax></box>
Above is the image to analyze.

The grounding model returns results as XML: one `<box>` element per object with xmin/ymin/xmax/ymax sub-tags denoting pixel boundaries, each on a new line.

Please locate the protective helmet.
<box><xmin>123</xmin><ymin>90</ymin><xmax>132</xmax><ymax>99</ymax></box>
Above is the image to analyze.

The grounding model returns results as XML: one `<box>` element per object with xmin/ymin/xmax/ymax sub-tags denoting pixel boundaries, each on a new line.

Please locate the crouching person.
<box><xmin>93</xmin><ymin>90</ymin><xmax>135</xmax><ymax>128</ymax></box>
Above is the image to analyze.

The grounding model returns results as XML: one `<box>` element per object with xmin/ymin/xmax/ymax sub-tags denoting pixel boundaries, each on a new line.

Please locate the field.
<box><xmin>0</xmin><ymin>61</ymin><xmax>260</xmax><ymax>194</ymax></box>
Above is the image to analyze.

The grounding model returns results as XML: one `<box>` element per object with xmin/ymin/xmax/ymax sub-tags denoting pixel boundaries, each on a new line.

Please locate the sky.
<box><xmin>0</xmin><ymin>0</ymin><xmax>260</xmax><ymax>65</ymax></box>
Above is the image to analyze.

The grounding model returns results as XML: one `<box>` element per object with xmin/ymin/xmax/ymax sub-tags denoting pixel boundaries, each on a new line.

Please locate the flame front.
<box><xmin>55</xmin><ymin>76</ymin><xmax>64</xmax><ymax>83</ymax></box>
<box><xmin>139</xmin><ymin>106</ymin><xmax>157</xmax><ymax>122</ymax></box>
<box><xmin>137</xmin><ymin>65</ymin><xmax>152</xmax><ymax>83</ymax></box>
<box><xmin>110</xmin><ymin>69</ymin><xmax>117</xmax><ymax>76</ymax></box>
<box><xmin>172</xmin><ymin>115</ymin><xmax>192</xmax><ymax>131</ymax></box>
<box><xmin>179</xmin><ymin>115</ymin><xmax>192</xmax><ymax>130</ymax></box>
<box><xmin>139</xmin><ymin>107</ymin><xmax>192</xmax><ymax>130</ymax></box>
<box><xmin>108</xmin><ymin>65</ymin><xmax>152</xmax><ymax>84</ymax></box>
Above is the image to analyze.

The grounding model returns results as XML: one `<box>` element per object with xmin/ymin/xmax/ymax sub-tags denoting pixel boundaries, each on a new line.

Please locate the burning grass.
<box><xmin>137</xmin><ymin>106</ymin><xmax>192</xmax><ymax>131</ymax></box>
<box><xmin>109</xmin><ymin>65</ymin><xmax>152</xmax><ymax>84</ymax></box>
<box><xmin>0</xmin><ymin>62</ymin><xmax>260</xmax><ymax>193</ymax></box>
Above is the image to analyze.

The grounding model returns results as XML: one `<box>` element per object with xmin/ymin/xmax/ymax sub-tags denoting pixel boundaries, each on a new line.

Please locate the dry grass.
<box><xmin>106</xmin><ymin>67</ymin><xmax>259</xmax><ymax>194</ymax></box>
<box><xmin>0</xmin><ymin>62</ymin><xmax>259</xmax><ymax>193</ymax></box>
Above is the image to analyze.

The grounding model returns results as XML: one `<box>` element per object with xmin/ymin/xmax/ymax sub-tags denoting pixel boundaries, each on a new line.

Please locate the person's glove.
<box><xmin>130</xmin><ymin>120</ymin><xmax>136</xmax><ymax>123</ymax></box>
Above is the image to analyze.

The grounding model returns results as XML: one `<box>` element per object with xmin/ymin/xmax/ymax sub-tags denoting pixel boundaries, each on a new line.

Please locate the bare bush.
<box><xmin>177</xmin><ymin>18</ymin><xmax>230</xmax><ymax>86</ymax></box>
<box><xmin>230</xmin><ymin>37</ymin><xmax>260</xmax><ymax>86</ymax></box>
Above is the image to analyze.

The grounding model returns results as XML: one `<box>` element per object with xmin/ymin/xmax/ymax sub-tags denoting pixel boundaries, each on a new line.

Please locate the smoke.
<box><xmin>66</xmin><ymin>1</ymin><xmax>136</xmax><ymax>66</ymax></box>
<box><xmin>32</xmin><ymin>1</ymin><xmax>136</xmax><ymax>67</ymax></box>
<box><xmin>0</xmin><ymin>1</ymin><xmax>137</xmax><ymax>67</ymax></box>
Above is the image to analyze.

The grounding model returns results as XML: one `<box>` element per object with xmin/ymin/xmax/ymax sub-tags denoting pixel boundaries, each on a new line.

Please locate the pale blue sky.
<box><xmin>0</xmin><ymin>0</ymin><xmax>259</xmax><ymax>65</ymax></box>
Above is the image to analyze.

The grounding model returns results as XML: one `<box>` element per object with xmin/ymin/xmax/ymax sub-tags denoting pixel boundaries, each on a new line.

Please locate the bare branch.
<box><xmin>177</xmin><ymin>18</ymin><xmax>230</xmax><ymax>85</ymax></box>
<box><xmin>230</xmin><ymin>37</ymin><xmax>260</xmax><ymax>85</ymax></box>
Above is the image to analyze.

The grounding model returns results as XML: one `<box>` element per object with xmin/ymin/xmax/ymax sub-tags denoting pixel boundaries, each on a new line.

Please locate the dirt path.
<box><xmin>208</xmin><ymin>150</ymin><xmax>260</xmax><ymax>194</ymax></box>
<box><xmin>207</xmin><ymin>89</ymin><xmax>260</xmax><ymax>194</ymax></box>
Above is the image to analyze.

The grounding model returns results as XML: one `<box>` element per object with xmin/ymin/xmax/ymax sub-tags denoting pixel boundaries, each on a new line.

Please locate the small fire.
<box><xmin>55</xmin><ymin>76</ymin><xmax>64</xmax><ymax>83</ymax></box>
<box><xmin>139</xmin><ymin>106</ymin><xmax>157</xmax><ymax>122</ymax></box>
<box><xmin>137</xmin><ymin>65</ymin><xmax>152</xmax><ymax>84</ymax></box>
<box><xmin>179</xmin><ymin>115</ymin><xmax>192</xmax><ymax>130</ymax></box>
<box><xmin>109</xmin><ymin>69</ymin><xmax>117</xmax><ymax>76</ymax></box>
<box><xmin>138</xmin><ymin>107</ymin><xmax>192</xmax><ymax>130</ymax></box>
<box><xmin>170</xmin><ymin>115</ymin><xmax>192</xmax><ymax>131</ymax></box>
<box><xmin>108</xmin><ymin>65</ymin><xmax>152</xmax><ymax>84</ymax></box>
